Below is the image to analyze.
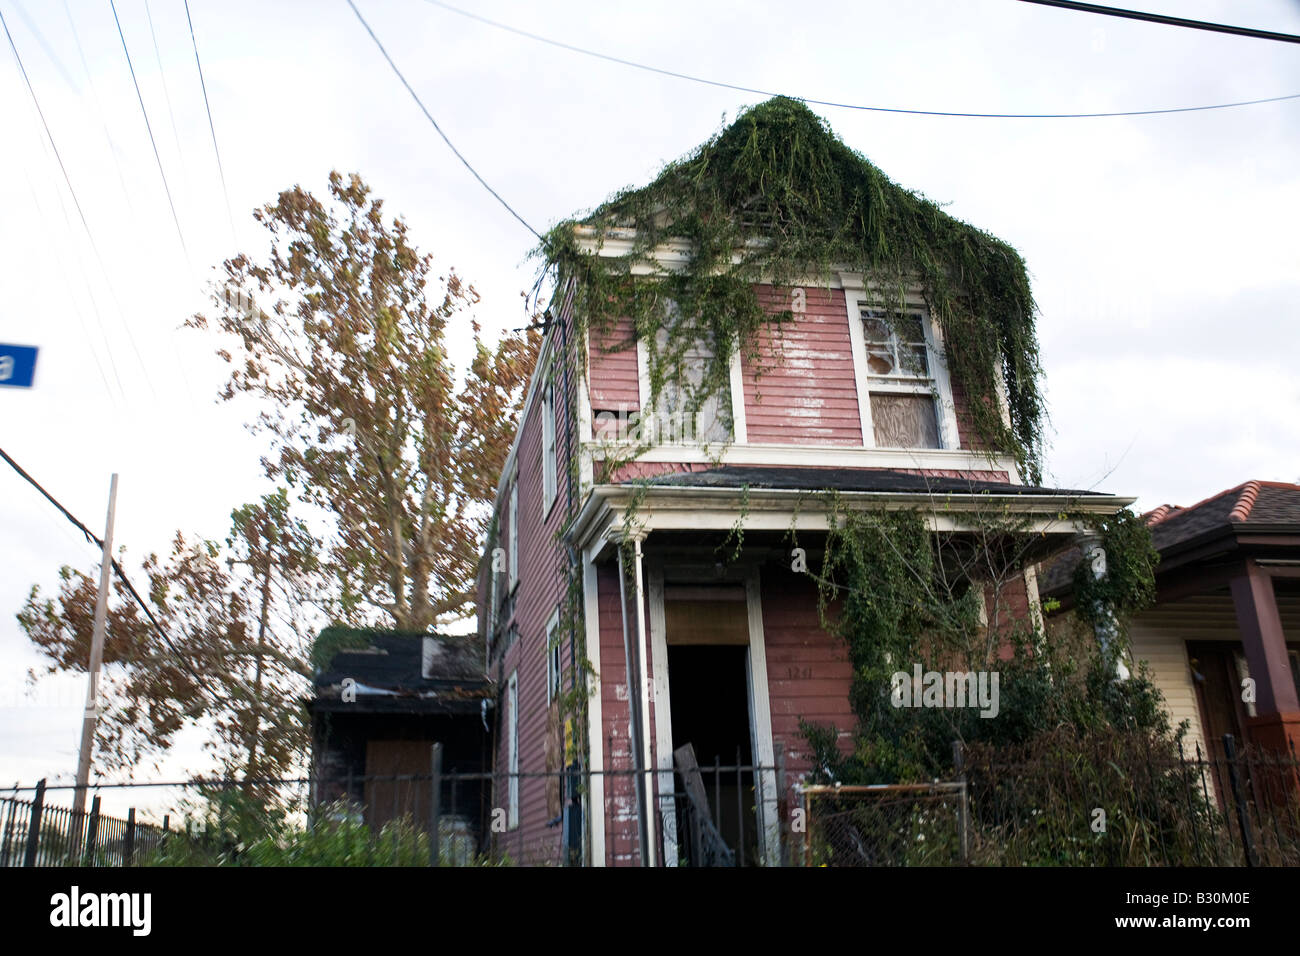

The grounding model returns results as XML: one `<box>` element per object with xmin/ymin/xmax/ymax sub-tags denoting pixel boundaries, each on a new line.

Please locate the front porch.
<box><xmin>571</xmin><ymin>467</ymin><xmax>1129</xmax><ymax>866</ymax></box>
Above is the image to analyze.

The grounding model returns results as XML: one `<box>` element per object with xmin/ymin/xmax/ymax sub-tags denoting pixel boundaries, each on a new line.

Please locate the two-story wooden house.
<box><xmin>478</xmin><ymin>98</ymin><xmax>1132</xmax><ymax>866</ymax></box>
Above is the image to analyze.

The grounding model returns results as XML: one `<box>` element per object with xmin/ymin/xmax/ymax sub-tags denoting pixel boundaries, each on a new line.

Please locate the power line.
<box><xmin>62</xmin><ymin>0</ymin><xmax>139</xmax><ymax>224</ymax></box>
<box><xmin>346</xmin><ymin>0</ymin><xmax>544</xmax><ymax>242</ymax></box>
<box><xmin>18</xmin><ymin>166</ymin><xmax>122</xmax><ymax>404</ymax></box>
<box><xmin>2</xmin><ymin>9</ymin><xmax>113</xmax><ymax>280</ymax></box>
<box><xmin>420</xmin><ymin>0</ymin><xmax>1300</xmax><ymax>119</ymax></box>
<box><xmin>5</xmin><ymin>7</ymin><xmax>122</xmax><ymax>403</ymax></box>
<box><xmin>145</xmin><ymin>0</ymin><xmax>192</xmax><ymax>197</ymax></box>
<box><xmin>1016</xmin><ymin>0</ymin><xmax>1300</xmax><ymax>45</ymax></box>
<box><xmin>110</xmin><ymin>0</ymin><xmax>190</xmax><ymax>264</ymax></box>
<box><xmin>1</xmin><ymin>4</ymin><xmax>154</xmax><ymax>400</ymax></box>
<box><xmin>0</xmin><ymin>446</ymin><xmax>234</xmax><ymax>712</ymax></box>
<box><xmin>184</xmin><ymin>0</ymin><xmax>238</xmax><ymax>246</ymax></box>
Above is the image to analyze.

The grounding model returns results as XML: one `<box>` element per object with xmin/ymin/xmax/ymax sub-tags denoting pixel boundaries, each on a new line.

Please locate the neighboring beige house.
<box><xmin>1042</xmin><ymin>480</ymin><xmax>1300</xmax><ymax>765</ymax></box>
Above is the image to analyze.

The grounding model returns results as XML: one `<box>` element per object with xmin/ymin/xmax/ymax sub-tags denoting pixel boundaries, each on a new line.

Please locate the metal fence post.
<box><xmin>0</xmin><ymin>796</ymin><xmax>17</xmax><ymax>868</ymax></box>
<box><xmin>953</xmin><ymin>740</ymin><xmax>970</xmax><ymax>864</ymax></box>
<box><xmin>775</xmin><ymin>743</ymin><xmax>788</xmax><ymax>867</ymax></box>
<box><xmin>429</xmin><ymin>743</ymin><xmax>443</xmax><ymax>866</ymax></box>
<box><xmin>124</xmin><ymin>807</ymin><xmax>136</xmax><ymax>867</ymax></box>
<box><xmin>1222</xmin><ymin>734</ymin><xmax>1258</xmax><ymax>867</ymax></box>
<box><xmin>82</xmin><ymin>795</ymin><xmax>102</xmax><ymax>867</ymax></box>
<box><xmin>801</xmin><ymin>787</ymin><xmax>811</xmax><ymax>868</ymax></box>
<box><xmin>24</xmin><ymin>779</ymin><xmax>45</xmax><ymax>867</ymax></box>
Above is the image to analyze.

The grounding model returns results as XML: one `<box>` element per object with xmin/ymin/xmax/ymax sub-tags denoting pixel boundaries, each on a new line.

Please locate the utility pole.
<box><xmin>73</xmin><ymin>473</ymin><xmax>118</xmax><ymax>827</ymax></box>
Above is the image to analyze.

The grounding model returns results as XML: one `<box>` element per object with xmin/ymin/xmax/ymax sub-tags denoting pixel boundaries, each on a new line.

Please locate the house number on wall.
<box><xmin>787</xmin><ymin>666</ymin><xmax>812</xmax><ymax>680</ymax></box>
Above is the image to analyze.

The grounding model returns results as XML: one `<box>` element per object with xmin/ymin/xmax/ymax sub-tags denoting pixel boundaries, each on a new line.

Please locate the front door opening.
<box><xmin>668</xmin><ymin>642</ymin><xmax>757</xmax><ymax>865</ymax></box>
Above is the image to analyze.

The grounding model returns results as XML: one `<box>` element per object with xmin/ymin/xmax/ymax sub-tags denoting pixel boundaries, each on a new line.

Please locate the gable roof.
<box><xmin>547</xmin><ymin>95</ymin><xmax>1047</xmax><ymax>483</ymax></box>
<box><xmin>573</xmin><ymin>97</ymin><xmax>1025</xmax><ymax>267</ymax></box>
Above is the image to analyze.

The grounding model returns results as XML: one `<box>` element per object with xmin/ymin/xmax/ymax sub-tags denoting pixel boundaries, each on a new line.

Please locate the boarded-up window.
<box><xmin>870</xmin><ymin>394</ymin><xmax>940</xmax><ymax>449</ymax></box>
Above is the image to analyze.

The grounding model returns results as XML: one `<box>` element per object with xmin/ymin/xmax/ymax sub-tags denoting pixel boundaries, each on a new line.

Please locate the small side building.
<box><xmin>308</xmin><ymin>628</ymin><xmax>494</xmax><ymax>850</ymax></box>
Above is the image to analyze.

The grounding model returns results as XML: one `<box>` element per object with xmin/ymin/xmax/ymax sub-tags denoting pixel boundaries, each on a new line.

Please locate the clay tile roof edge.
<box><xmin>1228</xmin><ymin>481</ymin><xmax>1262</xmax><ymax>523</ymax></box>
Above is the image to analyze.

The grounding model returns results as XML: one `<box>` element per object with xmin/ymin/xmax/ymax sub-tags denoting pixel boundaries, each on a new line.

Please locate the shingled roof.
<box><xmin>1038</xmin><ymin>480</ymin><xmax>1300</xmax><ymax>599</ymax></box>
<box><xmin>630</xmin><ymin>465</ymin><xmax>1106</xmax><ymax>499</ymax></box>
<box><xmin>1144</xmin><ymin>481</ymin><xmax>1300</xmax><ymax>552</ymax></box>
<box><xmin>310</xmin><ymin>628</ymin><xmax>492</xmax><ymax>714</ymax></box>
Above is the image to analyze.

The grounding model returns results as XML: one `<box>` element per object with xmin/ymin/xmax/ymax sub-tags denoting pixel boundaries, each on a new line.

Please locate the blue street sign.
<box><xmin>0</xmin><ymin>344</ymin><xmax>38</xmax><ymax>388</ymax></box>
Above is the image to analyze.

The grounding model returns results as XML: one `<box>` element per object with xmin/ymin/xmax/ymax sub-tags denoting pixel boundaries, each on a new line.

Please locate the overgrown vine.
<box><xmin>534</xmin><ymin>96</ymin><xmax>1047</xmax><ymax>483</ymax></box>
<box><xmin>791</xmin><ymin>497</ymin><xmax>1165</xmax><ymax>783</ymax></box>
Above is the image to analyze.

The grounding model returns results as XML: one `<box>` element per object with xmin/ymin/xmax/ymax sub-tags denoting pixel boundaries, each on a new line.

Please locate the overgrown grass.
<box><xmin>140</xmin><ymin>791</ymin><xmax>508</xmax><ymax>867</ymax></box>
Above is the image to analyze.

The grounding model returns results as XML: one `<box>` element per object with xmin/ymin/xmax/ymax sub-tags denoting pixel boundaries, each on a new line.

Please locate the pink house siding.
<box><xmin>588</xmin><ymin>316</ymin><xmax>640</xmax><ymax>416</ymax></box>
<box><xmin>487</xmin><ymin>293</ymin><xmax>581</xmax><ymax>865</ymax></box>
<box><xmin>596</xmin><ymin>563</ymin><xmax>642</xmax><ymax>866</ymax></box>
<box><xmin>742</xmin><ymin>285</ymin><xmax>863</xmax><ymax>445</ymax></box>
<box><xmin>582</xmin><ymin>285</ymin><xmax>1013</xmax><ymax>474</ymax></box>
<box><xmin>759</xmin><ymin>570</ymin><xmax>856</xmax><ymax>780</ymax></box>
<box><xmin>951</xmin><ymin>379</ymin><xmax>996</xmax><ymax>454</ymax></box>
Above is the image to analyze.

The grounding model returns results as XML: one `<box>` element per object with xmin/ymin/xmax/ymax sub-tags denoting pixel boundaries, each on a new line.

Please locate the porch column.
<box><xmin>630</xmin><ymin>533</ymin><xmax>656</xmax><ymax>867</ymax></box>
<box><xmin>1076</xmin><ymin>533</ymin><xmax>1130</xmax><ymax>679</ymax></box>
<box><xmin>616</xmin><ymin>530</ymin><xmax>656</xmax><ymax>866</ymax></box>
<box><xmin>1229</xmin><ymin>559</ymin><xmax>1300</xmax><ymax>756</ymax></box>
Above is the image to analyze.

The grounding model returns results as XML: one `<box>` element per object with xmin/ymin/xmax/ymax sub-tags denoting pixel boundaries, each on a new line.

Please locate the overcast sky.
<box><xmin>1</xmin><ymin>0</ymin><xmax>1297</xmax><ymax>812</ymax></box>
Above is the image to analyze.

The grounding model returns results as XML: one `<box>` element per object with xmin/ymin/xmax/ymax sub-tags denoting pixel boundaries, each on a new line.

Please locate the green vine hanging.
<box><xmin>536</xmin><ymin>96</ymin><xmax>1047</xmax><ymax>482</ymax></box>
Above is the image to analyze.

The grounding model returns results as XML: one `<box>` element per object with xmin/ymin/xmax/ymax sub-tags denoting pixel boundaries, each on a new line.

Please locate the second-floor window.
<box><xmin>650</xmin><ymin>303</ymin><xmax>732</xmax><ymax>445</ymax></box>
<box><xmin>861</xmin><ymin>307</ymin><xmax>942</xmax><ymax>449</ymax></box>
<box><xmin>508</xmin><ymin>470</ymin><xmax>519</xmax><ymax>590</ymax></box>
<box><xmin>541</xmin><ymin>380</ymin><xmax>557</xmax><ymax>515</ymax></box>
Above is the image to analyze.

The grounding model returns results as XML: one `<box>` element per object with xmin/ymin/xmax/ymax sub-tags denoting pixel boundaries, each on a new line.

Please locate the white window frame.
<box><xmin>841</xmin><ymin>276</ymin><xmax>960</xmax><ymax>451</ymax></box>
<box><xmin>541</xmin><ymin>378</ymin><xmax>557</xmax><ymax>517</ymax></box>
<box><xmin>506</xmin><ymin>670</ymin><xmax>519</xmax><ymax>829</ymax></box>
<box><xmin>545</xmin><ymin>608</ymin><xmax>562</xmax><ymax>706</ymax></box>
<box><xmin>507</xmin><ymin>469</ymin><xmax>519</xmax><ymax>592</ymax></box>
<box><xmin>636</xmin><ymin>301</ymin><xmax>738</xmax><ymax>449</ymax></box>
<box><xmin>487</xmin><ymin>538</ymin><xmax>499</xmax><ymax>640</ymax></box>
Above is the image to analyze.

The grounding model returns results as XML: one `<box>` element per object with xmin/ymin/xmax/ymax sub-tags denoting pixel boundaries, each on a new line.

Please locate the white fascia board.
<box><xmin>569</xmin><ymin>484</ymin><xmax>1134</xmax><ymax>552</ymax></box>
<box><xmin>572</xmin><ymin>226</ymin><xmax>859</xmax><ymax>285</ymax></box>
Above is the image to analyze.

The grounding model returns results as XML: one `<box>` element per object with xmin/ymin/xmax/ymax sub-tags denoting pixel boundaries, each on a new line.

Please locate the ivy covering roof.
<box><xmin>541</xmin><ymin>96</ymin><xmax>1047</xmax><ymax>482</ymax></box>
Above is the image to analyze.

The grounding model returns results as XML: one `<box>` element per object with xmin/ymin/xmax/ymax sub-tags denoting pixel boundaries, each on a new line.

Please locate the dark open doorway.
<box><xmin>668</xmin><ymin>643</ymin><xmax>757</xmax><ymax>864</ymax></box>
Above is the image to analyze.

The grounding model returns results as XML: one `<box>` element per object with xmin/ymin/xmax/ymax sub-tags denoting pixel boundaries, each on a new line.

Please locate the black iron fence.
<box><xmin>8</xmin><ymin>733</ymin><xmax>1297</xmax><ymax>866</ymax></box>
<box><xmin>0</xmin><ymin>780</ymin><xmax>170</xmax><ymax>867</ymax></box>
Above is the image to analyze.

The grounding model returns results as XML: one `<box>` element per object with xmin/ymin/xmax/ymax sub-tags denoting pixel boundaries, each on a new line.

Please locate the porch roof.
<box><xmin>632</xmin><ymin>465</ymin><xmax>1102</xmax><ymax>498</ymax></box>
<box><xmin>571</xmin><ymin>466</ymin><xmax>1132</xmax><ymax>558</ymax></box>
